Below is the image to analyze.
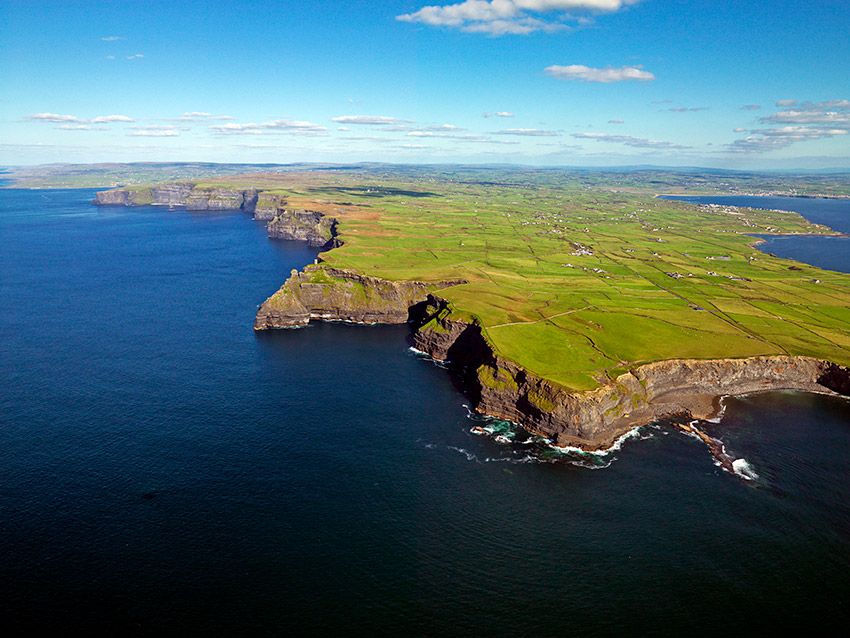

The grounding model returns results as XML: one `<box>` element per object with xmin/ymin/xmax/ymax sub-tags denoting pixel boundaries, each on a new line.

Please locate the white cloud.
<box><xmin>494</xmin><ymin>128</ymin><xmax>560</xmax><ymax>136</ymax></box>
<box><xmin>331</xmin><ymin>115</ymin><xmax>411</xmax><ymax>125</ymax></box>
<box><xmin>740</xmin><ymin>104</ymin><xmax>761</xmax><ymax>111</ymax></box>
<box><xmin>545</xmin><ymin>64</ymin><xmax>654</xmax><ymax>83</ymax></box>
<box><xmin>608</xmin><ymin>119</ymin><xmax>624</xmax><ymax>124</ymax></box>
<box><xmin>572</xmin><ymin>132</ymin><xmax>690</xmax><ymax>149</ymax></box>
<box><xmin>407</xmin><ymin>131</ymin><xmax>455</xmax><ymax>138</ymax></box>
<box><xmin>495</xmin><ymin>111</ymin><xmax>514</xmax><ymax>117</ymax></box>
<box><xmin>265</xmin><ymin>119</ymin><xmax>327</xmax><ymax>134</ymax></box>
<box><xmin>129</xmin><ymin>126</ymin><xmax>180</xmax><ymax>137</ymax></box>
<box><xmin>29</xmin><ymin>112</ymin><xmax>135</xmax><ymax>125</ymax></box>
<box><xmin>100</xmin><ymin>35</ymin><xmax>124</xmax><ymax>42</ymax></box>
<box><xmin>419</xmin><ymin>123</ymin><xmax>464</xmax><ymax>132</ymax></box>
<box><xmin>29</xmin><ymin>112</ymin><xmax>81</xmax><ymax>122</ymax></box>
<box><xmin>92</xmin><ymin>114</ymin><xmax>135</xmax><ymax>123</ymax></box>
<box><xmin>760</xmin><ymin>100</ymin><xmax>850</xmax><ymax>126</ymax></box>
<box><xmin>727</xmin><ymin>125</ymin><xmax>847</xmax><ymax>153</ymax></box>
<box><xmin>210</xmin><ymin>119</ymin><xmax>327</xmax><ymax>135</ymax></box>
<box><xmin>178</xmin><ymin>112</ymin><xmax>235</xmax><ymax>121</ymax></box>
<box><xmin>727</xmin><ymin>99</ymin><xmax>850</xmax><ymax>152</ymax></box>
<box><xmin>397</xmin><ymin>0</ymin><xmax>638</xmax><ymax>35</ymax></box>
<box><xmin>126</xmin><ymin>53</ymin><xmax>144</xmax><ymax>60</ymax></box>
<box><xmin>666</xmin><ymin>106</ymin><xmax>708</xmax><ymax>112</ymax></box>
<box><xmin>406</xmin><ymin>131</ymin><xmax>520</xmax><ymax>144</ymax></box>
<box><xmin>57</xmin><ymin>124</ymin><xmax>96</xmax><ymax>131</ymax></box>
<box><xmin>763</xmin><ymin>110</ymin><xmax>850</xmax><ymax>125</ymax></box>
<box><xmin>461</xmin><ymin>16</ymin><xmax>567</xmax><ymax>35</ymax></box>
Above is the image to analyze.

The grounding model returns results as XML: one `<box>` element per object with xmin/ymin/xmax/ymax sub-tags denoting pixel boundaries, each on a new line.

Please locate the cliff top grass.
<box><xmin>149</xmin><ymin>171</ymin><xmax>850</xmax><ymax>391</ymax></box>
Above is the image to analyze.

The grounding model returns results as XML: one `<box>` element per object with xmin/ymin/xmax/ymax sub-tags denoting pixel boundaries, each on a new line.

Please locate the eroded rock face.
<box><xmin>267</xmin><ymin>209</ymin><xmax>338</xmax><ymax>249</ymax></box>
<box><xmin>253</xmin><ymin>267</ymin><xmax>453</xmax><ymax>330</ymax></box>
<box><xmin>254</xmin><ymin>193</ymin><xmax>285</xmax><ymax>221</ymax></box>
<box><xmin>409</xmin><ymin>296</ymin><xmax>850</xmax><ymax>449</ymax></box>
<box><xmin>94</xmin><ymin>184</ymin><xmax>259</xmax><ymax>212</ymax></box>
<box><xmin>149</xmin><ymin>183</ymin><xmax>194</xmax><ymax>205</ymax></box>
<box><xmin>97</xmin><ymin>181</ymin><xmax>850</xmax><ymax>451</ymax></box>
<box><xmin>94</xmin><ymin>189</ymin><xmax>132</xmax><ymax>205</ymax></box>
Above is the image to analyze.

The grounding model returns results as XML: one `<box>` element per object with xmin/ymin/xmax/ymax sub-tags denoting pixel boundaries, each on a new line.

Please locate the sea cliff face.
<box><xmin>267</xmin><ymin>209</ymin><xmax>339</xmax><ymax>249</ymax></box>
<box><xmin>94</xmin><ymin>184</ymin><xmax>259</xmax><ymax>212</ymax></box>
<box><xmin>97</xmin><ymin>182</ymin><xmax>850</xmax><ymax>450</ymax></box>
<box><xmin>408</xmin><ymin>296</ymin><xmax>850</xmax><ymax>448</ymax></box>
<box><xmin>254</xmin><ymin>276</ymin><xmax>850</xmax><ymax>448</ymax></box>
<box><xmin>253</xmin><ymin>266</ymin><xmax>462</xmax><ymax>329</ymax></box>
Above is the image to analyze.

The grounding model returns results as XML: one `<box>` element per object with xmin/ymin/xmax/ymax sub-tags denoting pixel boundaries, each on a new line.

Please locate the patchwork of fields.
<box><xmin>201</xmin><ymin>171</ymin><xmax>850</xmax><ymax>391</ymax></box>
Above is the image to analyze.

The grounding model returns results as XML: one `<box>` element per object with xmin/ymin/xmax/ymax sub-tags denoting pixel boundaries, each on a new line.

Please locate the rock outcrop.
<box><xmin>408</xmin><ymin>296</ymin><xmax>850</xmax><ymax>450</ymax></box>
<box><xmin>94</xmin><ymin>184</ymin><xmax>259</xmax><ymax>213</ymax></box>
<box><xmin>267</xmin><ymin>209</ymin><xmax>339</xmax><ymax>249</ymax></box>
<box><xmin>253</xmin><ymin>192</ymin><xmax>286</xmax><ymax>221</ymax></box>
<box><xmin>253</xmin><ymin>266</ymin><xmax>464</xmax><ymax>330</ymax></box>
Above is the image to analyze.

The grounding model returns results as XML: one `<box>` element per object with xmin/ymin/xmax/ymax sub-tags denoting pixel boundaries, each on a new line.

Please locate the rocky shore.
<box><xmin>259</xmin><ymin>281</ymin><xmax>850</xmax><ymax>450</ymax></box>
<box><xmin>410</xmin><ymin>302</ymin><xmax>850</xmax><ymax>449</ymax></box>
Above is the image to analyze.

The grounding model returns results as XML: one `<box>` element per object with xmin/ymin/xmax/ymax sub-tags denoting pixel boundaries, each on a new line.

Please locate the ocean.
<box><xmin>1</xmin><ymin>189</ymin><xmax>848</xmax><ymax>634</ymax></box>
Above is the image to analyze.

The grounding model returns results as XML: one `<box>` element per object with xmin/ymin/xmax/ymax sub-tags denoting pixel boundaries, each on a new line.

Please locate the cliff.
<box><xmin>256</xmin><ymin>272</ymin><xmax>850</xmax><ymax>448</ymax></box>
<box><xmin>267</xmin><ymin>209</ymin><xmax>339</xmax><ymax>249</ymax></box>
<box><xmin>95</xmin><ymin>184</ymin><xmax>339</xmax><ymax>250</ymax></box>
<box><xmin>408</xmin><ymin>296</ymin><xmax>850</xmax><ymax>449</ymax></box>
<box><xmin>97</xmin><ymin>182</ymin><xmax>850</xmax><ymax>451</ymax></box>
<box><xmin>254</xmin><ymin>265</ymin><xmax>464</xmax><ymax>329</ymax></box>
<box><xmin>94</xmin><ymin>184</ymin><xmax>259</xmax><ymax>212</ymax></box>
<box><xmin>253</xmin><ymin>192</ymin><xmax>285</xmax><ymax>221</ymax></box>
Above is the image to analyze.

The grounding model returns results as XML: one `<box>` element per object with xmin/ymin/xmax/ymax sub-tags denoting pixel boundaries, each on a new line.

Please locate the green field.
<box><xmin>6</xmin><ymin>162</ymin><xmax>850</xmax><ymax>197</ymax></box>
<box><xmin>186</xmin><ymin>169</ymin><xmax>850</xmax><ymax>392</ymax></box>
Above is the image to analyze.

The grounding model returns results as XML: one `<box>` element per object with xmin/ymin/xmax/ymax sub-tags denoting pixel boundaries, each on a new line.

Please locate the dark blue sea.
<box><xmin>1</xmin><ymin>189</ymin><xmax>848</xmax><ymax>635</ymax></box>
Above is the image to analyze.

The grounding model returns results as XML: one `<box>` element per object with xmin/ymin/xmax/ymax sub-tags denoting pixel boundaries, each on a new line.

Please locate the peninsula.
<box><xmin>94</xmin><ymin>168</ymin><xmax>850</xmax><ymax>450</ymax></box>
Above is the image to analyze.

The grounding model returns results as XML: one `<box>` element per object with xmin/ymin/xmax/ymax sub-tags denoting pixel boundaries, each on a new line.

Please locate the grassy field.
<box><xmin>6</xmin><ymin>162</ymin><xmax>850</xmax><ymax>196</ymax></box>
<box><xmin>125</xmin><ymin>169</ymin><xmax>850</xmax><ymax>391</ymax></box>
<box><xmin>194</xmin><ymin>170</ymin><xmax>850</xmax><ymax>391</ymax></box>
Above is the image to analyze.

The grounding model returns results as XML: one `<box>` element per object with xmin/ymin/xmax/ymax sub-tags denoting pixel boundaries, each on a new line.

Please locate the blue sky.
<box><xmin>1</xmin><ymin>0</ymin><xmax>849</xmax><ymax>168</ymax></box>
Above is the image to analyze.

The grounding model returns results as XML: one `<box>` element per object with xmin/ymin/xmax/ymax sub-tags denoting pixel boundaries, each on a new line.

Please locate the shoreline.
<box><xmin>93</xmin><ymin>184</ymin><xmax>850</xmax><ymax>454</ymax></box>
<box><xmin>657</xmin><ymin>192</ymin><xmax>850</xmax><ymax>200</ymax></box>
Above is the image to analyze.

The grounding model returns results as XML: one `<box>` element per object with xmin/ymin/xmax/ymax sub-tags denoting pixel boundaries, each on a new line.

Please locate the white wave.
<box><xmin>732</xmin><ymin>458</ymin><xmax>759</xmax><ymax>481</ymax></box>
<box><xmin>549</xmin><ymin>426</ymin><xmax>644</xmax><ymax>457</ymax></box>
<box><xmin>705</xmin><ymin>396</ymin><xmax>728</xmax><ymax>423</ymax></box>
<box><xmin>447</xmin><ymin>446</ymin><xmax>479</xmax><ymax>462</ymax></box>
<box><xmin>567</xmin><ymin>458</ymin><xmax>614</xmax><ymax>470</ymax></box>
<box><xmin>484</xmin><ymin>455</ymin><xmax>541</xmax><ymax>464</ymax></box>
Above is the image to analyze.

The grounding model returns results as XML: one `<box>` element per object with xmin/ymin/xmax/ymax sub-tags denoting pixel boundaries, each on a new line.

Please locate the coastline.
<box><xmin>94</xmin><ymin>184</ymin><xmax>850</xmax><ymax>453</ymax></box>
<box><xmin>657</xmin><ymin>192</ymin><xmax>850</xmax><ymax>200</ymax></box>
